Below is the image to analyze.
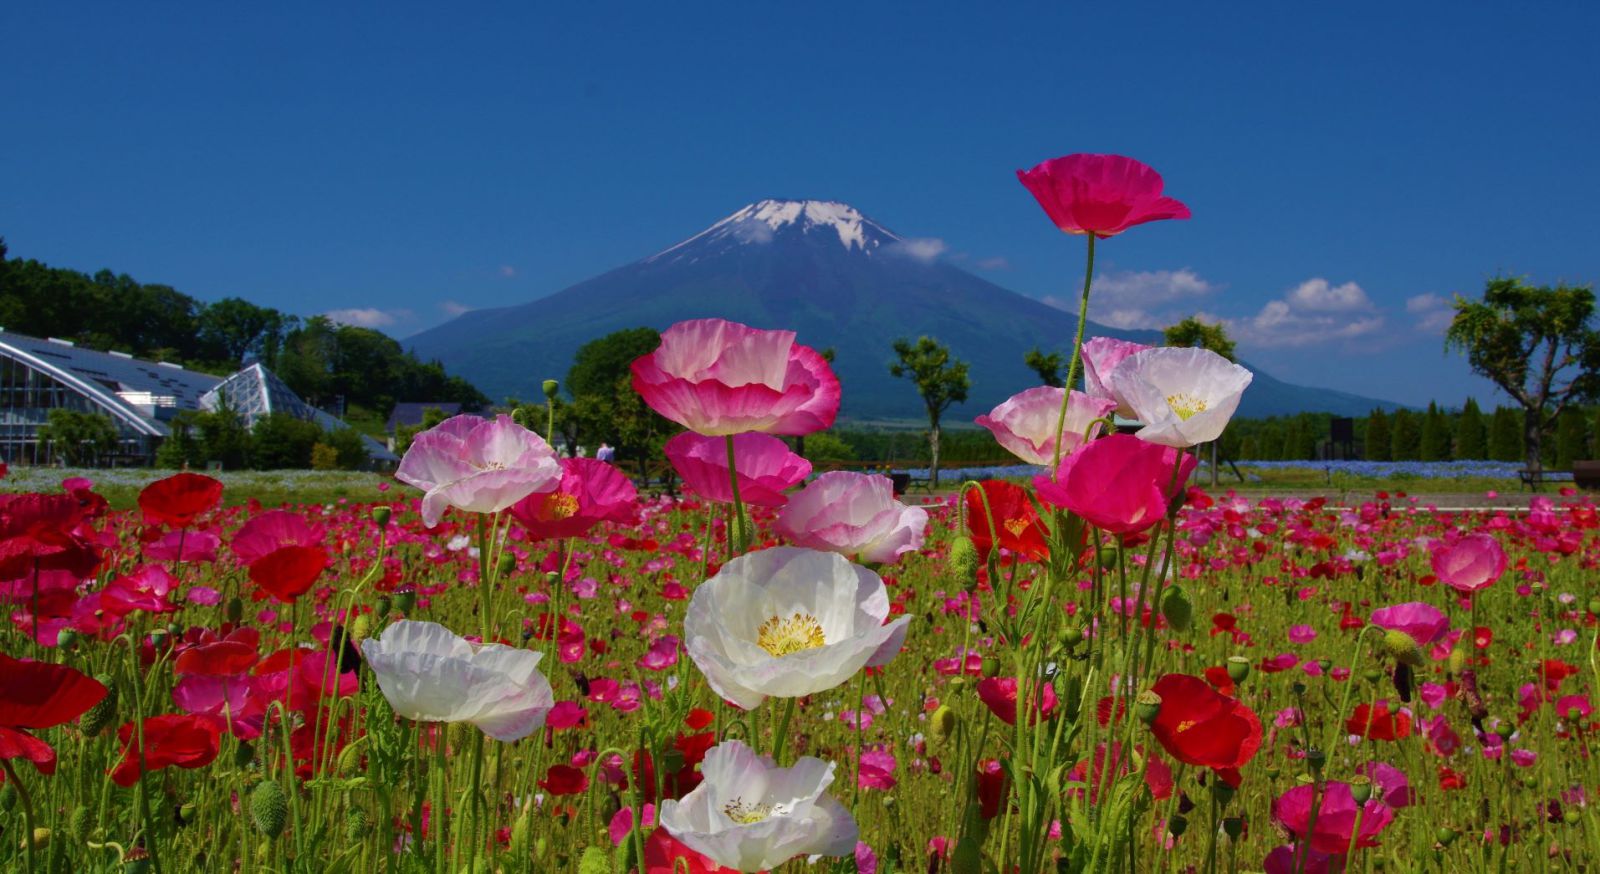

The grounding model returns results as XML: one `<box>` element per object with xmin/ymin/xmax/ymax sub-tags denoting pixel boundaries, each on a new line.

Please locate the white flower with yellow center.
<box><xmin>684</xmin><ymin>546</ymin><xmax>909</xmax><ymax>710</ymax></box>
<box><xmin>1109</xmin><ymin>346</ymin><xmax>1253</xmax><ymax>448</ymax></box>
<box><xmin>658</xmin><ymin>739</ymin><xmax>857</xmax><ymax>872</ymax></box>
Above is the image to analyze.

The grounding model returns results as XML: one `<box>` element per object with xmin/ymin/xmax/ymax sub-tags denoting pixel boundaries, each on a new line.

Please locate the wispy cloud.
<box><xmin>323</xmin><ymin>307</ymin><xmax>414</xmax><ymax>329</ymax></box>
<box><xmin>887</xmin><ymin>237</ymin><xmax>948</xmax><ymax>261</ymax></box>
<box><xmin>498</xmin><ymin>265</ymin><xmax>517</xmax><ymax>278</ymax></box>
<box><xmin>1406</xmin><ymin>292</ymin><xmax>1455</xmax><ymax>333</ymax></box>
<box><xmin>975</xmin><ymin>256</ymin><xmax>1011</xmax><ymax>271</ymax></box>
<box><xmin>438</xmin><ymin>300</ymin><xmax>474</xmax><ymax>318</ymax></box>
<box><xmin>1041</xmin><ymin>267</ymin><xmax>1220</xmax><ymax>329</ymax></box>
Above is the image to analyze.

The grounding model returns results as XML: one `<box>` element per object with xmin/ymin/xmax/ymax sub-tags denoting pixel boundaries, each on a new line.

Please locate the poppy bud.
<box><xmin>931</xmin><ymin>704</ymin><xmax>958</xmax><ymax>740</ymax></box>
<box><xmin>1291</xmin><ymin>681</ymin><xmax>1308</xmax><ymax>696</ymax></box>
<box><xmin>337</xmin><ymin>741</ymin><xmax>364</xmax><ymax>776</ymax></box>
<box><xmin>1060</xmin><ymin>625</ymin><xmax>1084</xmax><ymax>649</ymax></box>
<box><xmin>79</xmin><ymin>678</ymin><xmax>117</xmax><ymax>736</ymax></box>
<box><xmin>225</xmin><ymin>596</ymin><xmax>244</xmax><ymax>624</ymax></box>
<box><xmin>1097</xmin><ymin>547</ymin><xmax>1118</xmax><ymax>570</ymax></box>
<box><xmin>19</xmin><ymin>828</ymin><xmax>49</xmax><ymax>850</ymax></box>
<box><xmin>345</xmin><ymin>807</ymin><xmax>371</xmax><ymax>842</ymax></box>
<box><xmin>1362</xmin><ymin>667</ymin><xmax>1384</xmax><ymax>684</ymax></box>
<box><xmin>178</xmin><ymin>802</ymin><xmax>198</xmax><ymax>825</ymax></box>
<box><xmin>578</xmin><ymin>847</ymin><xmax>609</xmax><ymax>874</ymax></box>
<box><xmin>1168</xmin><ymin>814</ymin><xmax>1189</xmax><ymax>837</ymax></box>
<box><xmin>1210</xmin><ymin>781</ymin><xmax>1235</xmax><ymax>806</ymax></box>
<box><xmin>1306</xmin><ymin>748</ymin><xmax>1326</xmax><ymax>770</ymax></box>
<box><xmin>69</xmin><ymin>805</ymin><xmax>92</xmax><ymax>843</ymax></box>
<box><xmin>1222</xmin><ymin>817</ymin><xmax>1243</xmax><ymax>839</ymax></box>
<box><xmin>1589</xmin><ymin>597</ymin><xmax>1600</xmax><ymax>616</ymax></box>
<box><xmin>980</xmin><ymin>657</ymin><xmax>1001</xmax><ymax>679</ymax></box>
<box><xmin>1350</xmin><ymin>775</ymin><xmax>1373</xmax><ymax>804</ymax></box>
<box><xmin>947</xmin><ymin>536</ymin><xmax>980</xmax><ymax>587</ymax></box>
<box><xmin>394</xmin><ymin>587</ymin><xmax>417</xmax><ymax>614</ymax></box>
<box><xmin>543</xmin><ymin>379</ymin><xmax>560</xmax><ymax>400</ymax></box>
<box><xmin>1266</xmin><ymin>766</ymin><xmax>1280</xmax><ymax>779</ymax></box>
<box><xmin>1161</xmin><ymin>585</ymin><xmax>1193</xmax><ymax>632</ymax></box>
<box><xmin>497</xmin><ymin>552</ymin><xmax>518</xmax><ymax>577</ymax></box>
<box><xmin>149</xmin><ymin>628</ymin><xmax>169</xmax><ymax>648</ymax></box>
<box><xmin>375</xmin><ymin>595</ymin><xmax>392</xmax><ymax>617</ymax></box>
<box><xmin>371</xmin><ymin>506</ymin><xmax>392</xmax><ymax>529</ymax></box>
<box><xmin>1565</xmin><ymin>809</ymin><xmax>1581</xmax><ymax>826</ymax></box>
<box><xmin>250</xmin><ymin>780</ymin><xmax>288</xmax><ymax>839</ymax></box>
<box><xmin>1135</xmin><ymin>690</ymin><xmax>1162</xmax><ymax>724</ymax></box>
<box><xmin>1317</xmin><ymin>658</ymin><xmax>1332</xmax><ymax>672</ymax></box>
<box><xmin>1494</xmin><ymin>721</ymin><xmax>1514</xmax><ymax>741</ymax></box>
<box><xmin>1436</xmin><ymin>827</ymin><xmax>1458</xmax><ymax>846</ymax></box>
<box><xmin>1448</xmin><ymin>648</ymin><xmax>1467</xmax><ymax>675</ymax></box>
<box><xmin>57</xmin><ymin>628</ymin><xmax>79</xmax><ymax>649</ymax></box>
<box><xmin>1382</xmin><ymin>630</ymin><xmax>1424</xmax><ymax>666</ymax></box>
<box><xmin>1226</xmin><ymin>656</ymin><xmax>1251</xmax><ymax>684</ymax></box>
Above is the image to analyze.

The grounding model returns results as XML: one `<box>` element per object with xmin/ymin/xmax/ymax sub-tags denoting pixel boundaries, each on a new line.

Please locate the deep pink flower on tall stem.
<box><xmin>1034</xmin><ymin>434</ymin><xmax>1195</xmax><ymax>534</ymax></box>
<box><xmin>1272</xmin><ymin>781</ymin><xmax>1395</xmax><ymax>854</ymax></box>
<box><xmin>1016</xmin><ymin>154</ymin><xmax>1190</xmax><ymax>239</ymax></box>
<box><xmin>231</xmin><ymin>510</ymin><xmax>325</xmax><ymax>565</ymax></box>
<box><xmin>1431</xmin><ymin>534</ymin><xmax>1506</xmax><ymax>593</ymax></box>
<box><xmin>975</xmin><ymin>387</ymin><xmax>1114</xmax><ymax>466</ymax></box>
<box><xmin>396</xmin><ymin>414</ymin><xmax>562</xmax><ymax>527</ymax></box>
<box><xmin>664</xmin><ymin>432</ymin><xmax>811</xmax><ymax>507</ymax></box>
<box><xmin>510</xmin><ymin>457</ymin><xmax>638</xmax><ymax>540</ymax></box>
<box><xmin>1369</xmin><ymin>602</ymin><xmax>1449</xmax><ymax>645</ymax></box>
<box><xmin>631</xmin><ymin>319</ymin><xmax>840</xmax><ymax>436</ymax></box>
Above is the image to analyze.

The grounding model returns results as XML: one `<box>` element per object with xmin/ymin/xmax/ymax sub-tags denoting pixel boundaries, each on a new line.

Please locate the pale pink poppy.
<box><xmin>664</xmin><ymin>432</ymin><xmax>811</xmax><ymax>507</ymax></box>
<box><xmin>975</xmin><ymin>387</ymin><xmax>1114</xmax><ymax>465</ymax></box>
<box><xmin>1080</xmin><ymin>337</ymin><xmax>1150</xmax><ymax>416</ymax></box>
<box><xmin>775</xmin><ymin>472</ymin><xmax>927</xmax><ymax>564</ymax></box>
<box><xmin>1369</xmin><ymin>602</ymin><xmax>1449</xmax><ymax>645</ymax></box>
<box><xmin>1034</xmin><ymin>433</ymin><xmax>1195</xmax><ymax>534</ymax></box>
<box><xmin>630</xmin><ymin>319</ymin><xmax>840</xmax><ymax>436</ymax></box>
<box><xmin>396</xmin><ymin>414</ymin><xmax>562</xmax><ymax>527</ymax></box>
<box><xmin>1431</xmin><ymin>534</ymin><xmax>1506</xmax><ymax>593</ymax></box>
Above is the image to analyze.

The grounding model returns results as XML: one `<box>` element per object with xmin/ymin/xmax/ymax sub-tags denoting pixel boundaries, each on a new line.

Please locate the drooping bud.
<box><xmin>1448</xmin><ymin>648</ymin><xmax>1467</xmax><ymax>675</ymax></box>
<box><xmin>250</xmin><ymin>779</ymin><xmax>288</xmax><ymax>839</ymax></box>
<box><xmin>69</xmin><ymin>805</ymin><xmax>92</xmax><ymax>842</ymax></box>
<box><xmin>980</xmin><ymin>657</ymin><xmax>1001</xmax><ymax>679</ymax></box>
<box><xmin>947</xmin><ymin>536</ymin><xmax>981</xmax><ymax>588</ymax></box>
<box><xmin>349</xmin><ymin>613</ymin><xmax>372</xmax><ymax>648</ymax></box>
<box><xmin>337</xmin><ymin>740</ymin><xmax>365</xmax><ymax>775</ymax></box>
<box><xmin>497</xmin><ymin>552</ymin><xmax>518</xmax><ymax>577</ymax></box>
<box><xmin>1226</xmin><ymin>656</ymin><xmax>1251</xmax><ymax>684</ymax></box>
<box><xmin>1136</xmin><ymin>690</ymin><xmax>1162</xmax><ymax>724</ymax></box>
<box><xmin>79</xmin><ymin>677</ymin><xmax>117</xmax><ymax>736</ymax></box>
<box><xmin>578</xmin><ymin>847</ymin><xmax>610</xmax><ymax>874</ymax></box>
<box><xmin>226</xmin><ymin>596</ymin><xmax>244</xmax><ymax>624</ymax></box>
<box><xmin>371</xmin><ymin>506</ymin><xmax>392</xmax><ymax>529</ymax></box>
<box><xmin>345</xmin><ymin>806</ymin><xmax>371</xmax><ymax>842</ymax></box>
<box><xmin>542</xmin><ymin>379</ymin><xmax>560</xmax><ymax>401</ymax></box>
<box><xmin>1382</xmin><ymin>629</ymin><xmax>1424</xmax><ymax>666</ymax></box>
<box><xmin>931</xmin><ymin>704</ymin><xmax>959</xmax><ymax>740</ymax></box>
<box><xmin>1161</xmin><ymin>585</ymin><xmax>1193</xmax><ymax>632</ymax></box>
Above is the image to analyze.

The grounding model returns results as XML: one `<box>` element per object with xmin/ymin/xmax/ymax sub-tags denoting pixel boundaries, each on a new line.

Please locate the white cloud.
<box><xmin>1284</xmin><ymin>277</ymin><xmax>1374</xmax><ymax>312</ymax></box>
<box><xmin>439</xmin><ymin>300</ymin><xmax>474</xmax><ymax>318</ymax></box>
<box><xmin>1224</xmin><ymin>277</ymin><xmax>1384</xmax><ymax>347</ymax></box>
<box><xmin>975</xmin><ymin>256</ymin><xmax>1011</xmax><ymax>271</ymax></box>
<box><xmin>1406</xmin><ymin>292</ymin><xmax>1455</xmax><ymax>333</ymax></box>
<box><xmin>324</xmin><ymin>307</ymin><xmax>413</xmax><ymax>329</ymax></box>
<box><xmin>1073</xmin><ymin>268</ymin><xmax>1220</xmax><ymax>329</ymax></box>
<box><xmin>887</xmin><ymin>237</ymin><xmax>948</xmax><ymax>261</ymax></box>
<box><xmin>498</xmin><ymin>265</ymin><xmax>517</xmax><ymax>278</ymax></box>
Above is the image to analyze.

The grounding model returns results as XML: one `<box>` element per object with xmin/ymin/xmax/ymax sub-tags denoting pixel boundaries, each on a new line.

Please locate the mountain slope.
<box><xmin>407</xmin><ymin>200</ymin><xmax>1401</xmax><ymax>421</ymax></box>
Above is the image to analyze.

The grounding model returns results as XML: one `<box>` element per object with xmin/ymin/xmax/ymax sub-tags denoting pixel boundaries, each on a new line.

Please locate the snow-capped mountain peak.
<box><xmin>648</xmin><ymin>199</ymin><xmax>900</xmax><ymax>263</ymax></box>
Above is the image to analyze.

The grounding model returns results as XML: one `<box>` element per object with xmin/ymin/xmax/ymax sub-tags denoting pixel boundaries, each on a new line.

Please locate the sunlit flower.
<box><xmin>1080</xmin><ymin>337</ymin><xmax>1151</xmax><ymax>417</ymax></box>
<box><xmin>975</xmin><ymin>387</ymin><xmax>1115</xmax><ymax>465</ymax></box>
<box><xmin>684</xmin><ymin>547</ymin><xmax>909</xmax><ymax>710</ymax></box>
<box><xmin>1431</xmin><ymin>534</ymin><xmax>1506</xmax><ymax>593</ymax></box>
<box><xmin>658</xmin><ymin>738</ymin><xmax>857</xmax><ymax>872</ymax></box>
<box><xmin>396</xmin><ymin>414</ymin><xmax>562</xmax><ymax>527</ymax></box>
<box><xmin>1016</xmin><ymin>153</ymin><xmax>1191</xmax><ymax>238</ymax></box>
<box><xmin>1035</xmin><ymin>434</ymin><xmax>1195</xmax><ymax>534</ymax></box>
<box><xmin>1109</xmin><ymin>347</ymin><xmax>1252</xmax><ymax>447</ymax></box>
<box><xmin>0</xmin><ymin>654</ymin><xmax>108</xmax><ymax>775</ymax></box>
<box><xmin>361</xmin><ymin>620</ymin><xmax>554</xmax><ymax>741</ymax></box>
<box><xmin>509</xmin><ymin>457</ymin><xmax>637</xmax><ymax>540</ymax></box>
<box><xmin>1272</xmin><ymin>781</ymin><xmax>1395</xmax><ymax>853</ymax></box>
<box><xmin>666</xmin><ymin>432</ymin><xmax>811</xmax><ymax>507</ymax></box>
<box><xmin>775</xmin><ymin>472</ymin><xmax>928</xmax><ymax>564</ymax></box>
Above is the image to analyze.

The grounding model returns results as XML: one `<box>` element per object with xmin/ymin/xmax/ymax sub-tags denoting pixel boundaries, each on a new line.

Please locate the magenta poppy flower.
<box><xmin>775</xmin><ymin>472</ymin><xmax>927</xmax><ymax>564</ymax></box>
<box><xmin>975</xmin><ymin>387</ymin><xmax>1115</xmax><ymax>466</ymax></box>
<box><xmin>101</xmin><ymin>565</ymin><xmax>181</xmax><ymax>617</ymax></box>
<box><xmin>231</xmin><ymin>510</ymin><xmax>324</xmax><ymax>565</ymax></box>
<box><xmin>664</xmin><ymin>432</ymin><xmax>811</xmax><ymax>507</ymax></box>
<box><xmin>146</xmin><ymin>529</ymin><xmax>220</xmax><ymax>563</ymax></box>
<box><xmin>510</xmin><ymin>457</ymin><xmax>638</xmax><ymax>540</ymax></box>
<box><xmin>396</xmin><ymin>414</ymin><xmax>562</xmax><ymax>527</ymax></box>
<box><xmin>1357</xmin><ymin>761</ymin><xmax>1414</xmax><ymax>809</ymax></box>
<box><xmin>1080</xmin><ymin>337</ymin><xmax>1150</xmax><ymax>417</ymax></box>
<box><xmin>1016</xmin><ymin>153</ymin><xmax>1190</xmax><ymax>239</ymax></box>
<box><xmin>1272</xmin><ymin>781</ymin><xmax>1395</xmax><ymax>854</ymax></box>
<box><xmin>1431</xmin><ymin>534</ymin><xmax>1506</xmax><ymax>593</ymax></box>
<box><xmin>630</xmin><ymin>319</ymin><xmax>841</xmax><ymax>436</ymax></box>
<box><xmin>1034</xmin><ymin>433</ymin><xmax>1195</xmax><ymax>534</ymax></box>
<box><xmin>975</xmin><ymin>676</ymin><xmax>1058</xmax><ymax>726</ymax></box>
<box><xmin>1369</xmin><ymin>602</ymin><xmax>1449</xmax><ymax>645</ymax></box>
<box><xmin>1263</xmin><ymin>845</ymin><xmax>1345</xmax><ymax>874</ymax></box>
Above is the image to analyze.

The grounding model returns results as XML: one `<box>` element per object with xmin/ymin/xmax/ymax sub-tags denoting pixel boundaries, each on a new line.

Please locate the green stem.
<box><xmin>1049</xmin><ymin>233</ymin><xmax>1098</xmax><ymax>478</ymax></box>
<box><xmin>724</xmin><ymin>434</ymin><xmax>747</xmax><ymax>555</ymax></box>
<box><xmin>1</xmin><ymin>760</ymin><xmax>36</xmax><ymax>874</ymax></box>
<box><xmin>770</xmin><ymin>696</ymin><xmax>798</xmax><ymax>763</ymax></box>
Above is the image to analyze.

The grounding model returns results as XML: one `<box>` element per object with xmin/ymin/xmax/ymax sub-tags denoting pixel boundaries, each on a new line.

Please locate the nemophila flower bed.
<box><xmin>1238</xmin><ymin>461</ymin><xmax>1558</xmax><ymax>482</ymax></box>
<box><xmin>6</xmin><ymin>153</ymin><xmax>1599</xmax><ymax>874</ymax></box>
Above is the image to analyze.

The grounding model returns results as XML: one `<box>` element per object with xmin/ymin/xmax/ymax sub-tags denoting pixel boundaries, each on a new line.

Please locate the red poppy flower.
<box><xmin>1016</xmin><ymin>153</ymin><xmax>1191</xmax><ymax>239</ymax></box>
<box><xmin>975</xmin><ymin>759</ymin><xmax>1007</xmax><ymax>819</ymax></box>
<box><xmin>175</xmin><ymin>639</ymin><xmax>260</xmax><ymax>676</ymax></box>
<box><xmin>0</xmin><ymin>655</ymin><xmax>108</xmax><ymax>775</ymax></box>
<box><xmin>643</xmin><ymin>827</ymin><xmax>740</xmax><ymax>874</ymax></box>
<box><xmin>1437</xmin><ymin>765</ymin><xmax>1466</xmax><ymax>790</ymax></box>
<box><xmin>1347</xmin><ymin>702</ymin><xmax>1412</xmax><ymax>741</ymax></box>
<box><xmin>965</xmin><ymin>480</ymin><xmax>1048</xmax><ymax>561</ymax></box>
<box><xmin>247</xmin><ymin>545</ymin><xmax>330</xmax><ymax>603</ymax></box>
<box><xmin>138</xmin><ymin>473</ymin><xmax>224</xmax><ymax>528</ymax></box>
<box><xmin>1203</xmin><ymin>666</ymin><xmax>1235</xmax><ymax>697</ymax></box>
<box><xmin>1539</xmin><ymin>659</ymin><xmax>1579</xmax><ymax>693</ymax></box>
<box><xmin>1473</xmin><ymin>626</ymin><xmax>1493</xmax><ymax>649</ymax></box>
<box><xmin>109</xmin><ymin>713</ymin><xmax>221</xmax><ymax>787</ymax></box>
<box><xmin>1147</xmin><ymin>673</ymin><xmax>1262</xmax><ymax>781</ymax></box>
<box><xmin>538</xmin><ymin>764</ymin><xmax>589</xmax><ymax>795</ymax></box>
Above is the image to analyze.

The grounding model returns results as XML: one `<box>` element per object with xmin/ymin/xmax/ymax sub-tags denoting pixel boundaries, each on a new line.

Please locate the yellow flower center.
<box><xmin>1175</xmin><ymin>719</ymin><xmax>1198</xmax><ymax>734</ymax></box>
<box><xmin>1003</xmin><ymin>518</ymin><xmax>1031</xmax><ymax>537</ymax></box>
<box><xmin>544</xmin><ymin>493</ymin><xmax>580</xmax><ymax>520</ymax></box>
<box><xmin>1166</xmin><ymin>394</ymin><xmax>1209</xmax><ymax>421</ymax></box>
<box><xmin>723</xmin><ymin>797</ymin><xmax>780</xmax><ymax>824</ymax></box>
<box><xmin>757</xmin><ymin>612</ymin><xmax>827</xmax><ymax>657</ymax></box>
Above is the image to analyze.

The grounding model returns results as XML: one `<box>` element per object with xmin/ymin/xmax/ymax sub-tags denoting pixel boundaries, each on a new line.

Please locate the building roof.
<box><xmin>201</xmin><ymin>364</ymin><xmax>397</xmax><ymax>462</ymax></box>
<box><xmin>387</xmin><ymin>401</ymin><xmax>475</xmax><ymax>432</ymax></box>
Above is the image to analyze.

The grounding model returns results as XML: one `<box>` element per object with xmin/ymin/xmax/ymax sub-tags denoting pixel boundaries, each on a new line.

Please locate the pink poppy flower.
<box><xmin>231</xmin><ymin>510</ymin><xmax>324</xmax><ymax>565</ymax></box>
<box><xmin>630</xmin><ymin>319</ymin><xmax>840</xmax><ymax>436</ymax></box>
<box><xmin>101</xmin><ymin>566</ymin><xmax>181</xmax><ymax>617</ymax></box>
<box><xmin>1288</xmin><ymin>625</ymin><xmax>1317</xmax><ymax>644</ymax></box>
<box><xmin>1081</xmin><ymin>337</ymin><xmax>1150</xmax><ymax>417</ymax></box>
<box><xmin>1016</xmin><ymin>153</ymin><xmax>1191</xmax><ymax>239</ymax></box>
<box><xmin>510</xmin><ymin>457</ymin><xmax>638</xmax><ymax>540</ymax></box>
<box><xmin>1369</xmin><ymin>602</ymin><xmax>1449</xmax><ymax>645</ymax></box>
<box><xmin>664</xmin><ymin>432</ymin><xmax>811</xmax><ymax>507</ymax></box>
<box><xmin>1035</xmin><ymin>433</ymin><xmax>1195</xmax><ymax>535</ymax></box>
<box><xmin>146</xmin><ymin>529</ymin><xmax>220</xmax><ymax>563</ymax></box>
<box><xmin>975</xmin><ymin>387</ymin><xmax>1114</xmax><ymax>466</ymax></box>
<box><xmin>775</xmin><ymin>472</ymin><xmax>928</xmax><ymax>564</ymax></box>
<box><xmin>1272</xmin><ymin>781</ymin><xmax>1395</xmax><ymax>853</ymax></box>
<box><xmin>858</xmin><ymin>746</ymin><xmax>897</xmax><ymax>790</ymax></box>
<box><xmin>975</xmin><ymin>676</ymin><xmax>1059</xmax><ymax>726</ymax></box>
<box><xmin>1264</xmin><ymin>845</ymin><xmax>1345</xmax><ymax>874</ymax></box>
<box><xmin>1357</xmin><ymin>761</ymin><xmax>1414</xmax><ymax>808</ymax></box>
<box><xmin>396</xmin><ymin>414</ymin><xmax>562</xmax><ymax>527</ymax></box>
<box><xmin>1431</xmin><ymin>534</ymin><xmax>1506</xmax><ymax>593</ymax></box>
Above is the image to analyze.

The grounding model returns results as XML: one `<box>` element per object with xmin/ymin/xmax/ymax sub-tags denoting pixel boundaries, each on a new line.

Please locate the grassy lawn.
<box><xmin>0</xmin><ymin>466</ymin><xmax>395</xmax><ymax>510</ymax></box>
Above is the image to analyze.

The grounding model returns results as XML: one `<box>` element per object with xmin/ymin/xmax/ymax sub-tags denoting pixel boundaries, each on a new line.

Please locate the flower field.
<box><xmin>5</xmin><ymin>153</ymin><xmax>1597</xmax><ymax>874</ymax></box>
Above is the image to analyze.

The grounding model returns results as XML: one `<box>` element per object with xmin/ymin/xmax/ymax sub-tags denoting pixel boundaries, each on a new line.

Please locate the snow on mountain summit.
<box><xmin>648</xmin><ymin>199</ymin><xmax>901</xmax><ymax>263</ymax></box>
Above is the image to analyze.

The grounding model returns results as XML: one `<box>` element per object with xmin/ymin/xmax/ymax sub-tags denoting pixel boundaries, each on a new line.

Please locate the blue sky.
<box><xmin>4</xmin><ymin>2</ymin><xmax>1596</xmax><ymax>407</ymax></box>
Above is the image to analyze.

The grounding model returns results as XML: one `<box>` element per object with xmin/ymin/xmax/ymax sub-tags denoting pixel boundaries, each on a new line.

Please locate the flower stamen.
<box><xmin>723</xmin><ymin>797</ymin><xmax>782</xmax><ymax>824</ymax></box>
<box><xmin>1165</xmin><ymin>393</ymin><xmax>1208</xmax><ymax>421</ymax></box>
<box><xmin>757</xmin><ymin>612</ymin><xmax>827</xmax><ymax>657</ymax></box>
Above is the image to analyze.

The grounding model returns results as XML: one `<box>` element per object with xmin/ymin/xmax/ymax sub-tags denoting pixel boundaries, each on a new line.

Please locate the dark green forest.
<box><xmin>0</xmin><ymin>238</ymin><xmax>487</xmax><ymax>433</ymax></box>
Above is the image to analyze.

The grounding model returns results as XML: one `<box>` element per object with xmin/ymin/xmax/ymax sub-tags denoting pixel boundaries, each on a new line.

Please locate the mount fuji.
<box><xmin>406</xmin><ymin>200</ymin><xmax>1399</xmax><ymax>422</ymax></box>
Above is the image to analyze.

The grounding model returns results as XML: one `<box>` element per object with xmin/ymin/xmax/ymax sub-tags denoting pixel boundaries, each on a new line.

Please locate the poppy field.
<box><xmin>5</xmin><ymin>153</ymin><xmax>1599</xmax><ymax>874</ymax></box>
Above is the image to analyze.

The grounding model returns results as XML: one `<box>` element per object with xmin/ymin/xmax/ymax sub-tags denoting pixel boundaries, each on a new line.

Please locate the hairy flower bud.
<box><xmin>947</xmin><ymin>536</ymin><xmax>981</xmax><ymax>588</ymax></box>
<box><xmin>931</xmin><ymin>704</ymin><xmax>959</xmax><ymax>740</ymax></box>
<box><xmin>1382</xmin><ymin>629</ymin><xmax>1424</xmax><ymax>666</ymax></box>
<box><xmin>79</xmin><ymin>677</ymin><xmax>117</xmax><ymax>736</ymax></box>
<box><xmin>250</xmin><ymin>780</ymin><xmax>288</xmax><ymax>839</ymax></box>
<box><xmin>1161</xmin><ymin>585</ymin><xmax>1193</xmax><ymax>632</ymax></box>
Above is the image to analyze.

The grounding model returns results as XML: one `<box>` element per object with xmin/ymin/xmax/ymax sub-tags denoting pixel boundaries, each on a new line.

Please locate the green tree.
<box><xmin>566</xmin><ymin>327</ymin><xmax>661</xmax><ymax>398</ymax></box>
<box><xmin>250</xmin><ymin>413</ymin><xmax>323</xmax><ymax>469</ymax></box>
<box><xmin>1164</xmin><ymin>316</ymin><xmax>1238</xmax><ymax>362</ymax></box>
<box><xmin>889</xmin><ymin>336</ymin><xmax>970</xmax><ymax>488</ymax></box>
<box><xmin>1365</xmin><ymin>409</ymin><xmax>1392</xmax><ymax>461</ymax></box>
<box><xmin>1445</xmin><ymin>277</ymin><xmax>1600</xmax><ymax>472</ymax></box>
<box><xmin>1556</xmin><ymin>408</ymin><xmax>1588</xmax><ymax>468</ymax></box>
<box><xmin>1419</xmin><ymin>402</ymin><xmax>1452</xmax><ymax>461</ymax></box>
<box><xmin>197</xmin><ymin>298</ymin><xmax>292</xmax><ymax>368</ymax></box>
<box><xmin>1488</xmin><ymin>406</ymin><xmax>1524</xmax><ymax>462</ymax></box>
<box><xmin>1456</xmin><ymin>398</ymin><xmax>1487</xmax><ymax>459</ymax></box>
<box><xmin>799</xmin><ymin>431</ymin><xmax>856</xmax><ymax>462</ymax></box>
<box><xmin>1023</xmin><ymin>347</ymin><xmax>1064</xmax><ymax>387</ymax></box>
<box><xmin>326</xmin><ymin>428</ymin><xmax>372</xmax><ymax>470</ymax></box>
<box><xmin>38</xmin><ymin>409</ymin><xmax>118</xmax><ymax>466</ymax></box>
<box><xmin>1389</xmin><ymin>408</ymin><xmax>1421</xmax><ymax>461</ymax></box>
<box><xmin>155</xmin><ymin>412</ymin><xmax>207</xmax><ymax>469</ymax></box>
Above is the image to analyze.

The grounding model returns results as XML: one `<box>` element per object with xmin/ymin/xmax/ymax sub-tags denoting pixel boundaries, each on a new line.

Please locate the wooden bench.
<box><xmin>1573</xmin><ymin>460</ymin><xmax>1600</xmax><ymax>490</ymax></box>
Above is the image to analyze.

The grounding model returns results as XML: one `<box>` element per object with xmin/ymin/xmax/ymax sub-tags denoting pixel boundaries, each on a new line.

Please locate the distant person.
<box><xmin>596</xmin><ymin>441</ymin><xmax>616</xmax><ymax>463</ymax></box>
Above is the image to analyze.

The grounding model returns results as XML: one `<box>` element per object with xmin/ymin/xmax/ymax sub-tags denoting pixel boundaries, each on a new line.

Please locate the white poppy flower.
<box><xmin>1108</xmin><ymin>347</ymin><xmax>1253</xmax><ymax>447</ymax></box>
<box><xmin>685</xmin><ymin>547</ymin><xmax>910</xmax><ymax>710</ymax></box>
<box><xmin>360</xmin><ymin>620</ymin><xmax>554</xmax><ymax>741</ymax></box>
<box><xmin>659</xmin><ymin>739</ymin><xmax>857</xmax><ymax>872</ymax></box>
<box><xmin>775</xmin><ymin>472</ymin><xmax>929</xmax><ymax>565</ymax></box>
